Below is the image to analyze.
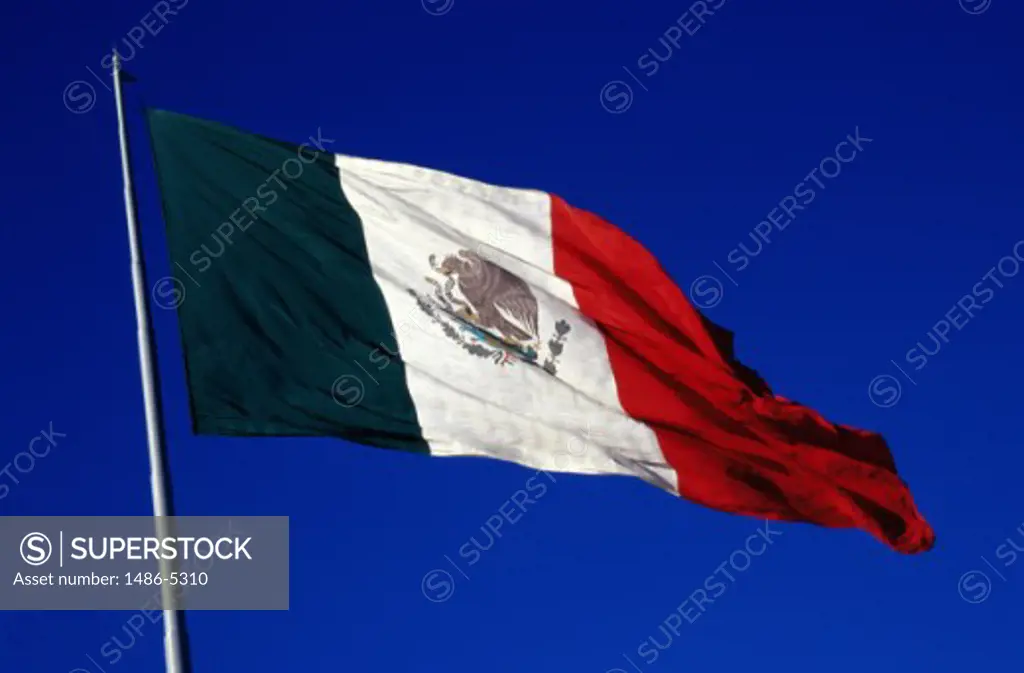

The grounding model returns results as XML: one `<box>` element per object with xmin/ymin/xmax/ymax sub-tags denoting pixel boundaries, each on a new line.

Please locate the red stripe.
<box><xmin>550</xmin><ymin>195</ymin><xmax>934</xmax><ymax>554</ymax></box>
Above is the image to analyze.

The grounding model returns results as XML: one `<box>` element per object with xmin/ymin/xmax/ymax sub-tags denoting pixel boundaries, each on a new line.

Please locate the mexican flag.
<box><xmin>148</xmin><ymin>110</ymin><xmax>933</xmax><ymax>553</ymax></box>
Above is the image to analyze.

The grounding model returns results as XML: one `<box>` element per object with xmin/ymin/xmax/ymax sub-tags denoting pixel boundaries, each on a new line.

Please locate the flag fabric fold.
<box><xmin>147</xmin><ymin>109</ymin><xmax>933</xmax><ymax>553</ymax></box>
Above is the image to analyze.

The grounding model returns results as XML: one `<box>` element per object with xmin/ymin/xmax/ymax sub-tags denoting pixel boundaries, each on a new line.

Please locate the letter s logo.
<box><xmin>689</xmin><ymin>275</ymin><xmax>724</xmax><ymax>309</ymax></box>
<box><xmin>867</xmin><ymin>375</ymin><xmax>901</xmax><ymax>408</ymax></box>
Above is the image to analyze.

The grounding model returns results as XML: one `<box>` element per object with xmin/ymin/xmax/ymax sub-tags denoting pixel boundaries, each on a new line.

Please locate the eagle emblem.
<box><xmin>408</xmin><ymin>248</ymin><xmax>571</xmax><ymax>374</ymax></box>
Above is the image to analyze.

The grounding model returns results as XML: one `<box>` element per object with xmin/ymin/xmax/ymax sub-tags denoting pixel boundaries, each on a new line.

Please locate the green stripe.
<box><xmin>147</xmin><ymin>109</ymin><xmax>428</xmax><ymax>453</ymax></box>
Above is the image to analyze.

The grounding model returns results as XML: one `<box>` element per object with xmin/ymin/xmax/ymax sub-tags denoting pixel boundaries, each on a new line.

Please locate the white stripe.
<box><xmin>337</xmin><ymin>155</ymin><xmax>676</xmax><ymax>492</ymax></box>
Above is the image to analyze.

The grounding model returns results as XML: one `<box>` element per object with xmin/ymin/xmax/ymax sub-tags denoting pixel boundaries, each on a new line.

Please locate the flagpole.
<box><xmin>112</xmin><ymin>49</ymin><xmax>187</xmax><ymax>673</ymax></box>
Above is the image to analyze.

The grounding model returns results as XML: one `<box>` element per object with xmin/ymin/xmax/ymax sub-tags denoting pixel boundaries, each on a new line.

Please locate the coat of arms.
<box><xmin>408</xmin><ymin>248</ymin><xmax>571</xmax><ymax>375</ymax></box>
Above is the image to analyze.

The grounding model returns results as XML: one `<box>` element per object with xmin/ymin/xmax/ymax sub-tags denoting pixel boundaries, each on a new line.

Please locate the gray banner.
<box><xmin>1</xmin><ymin>516</ymin><xmax>288</xmax><ymax>610</ymax></box>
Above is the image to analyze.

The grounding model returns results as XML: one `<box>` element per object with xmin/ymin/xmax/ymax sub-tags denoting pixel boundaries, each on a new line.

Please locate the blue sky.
<box><xmin>2</xmin><ymin>0</ymin><xmax>1023</xmax><ymax>671</ymax></box>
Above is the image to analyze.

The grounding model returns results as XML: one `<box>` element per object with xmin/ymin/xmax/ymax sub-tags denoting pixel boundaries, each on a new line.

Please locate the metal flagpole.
<box><xmin>112</xmin><ymin>49</ymin><xmax>187</xmax><ymax>673</ymax></box>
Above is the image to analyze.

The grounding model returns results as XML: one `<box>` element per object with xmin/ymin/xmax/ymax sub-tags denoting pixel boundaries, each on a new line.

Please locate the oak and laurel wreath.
<box><xmin>408</xmin><ymin>289</ymin><xmax>496</xmax><ymax>360</ymax></box>
<box><xmin>541</xmin><ymin>319</ymin><xmax>571</xmax><ymax>375</ymax></box>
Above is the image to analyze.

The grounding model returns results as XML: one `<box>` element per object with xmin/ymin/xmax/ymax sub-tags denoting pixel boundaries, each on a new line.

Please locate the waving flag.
<box><xmin>148</xmin><ymin>110</ymin><xmax>933</xmax><ymax>553</ymax></box>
